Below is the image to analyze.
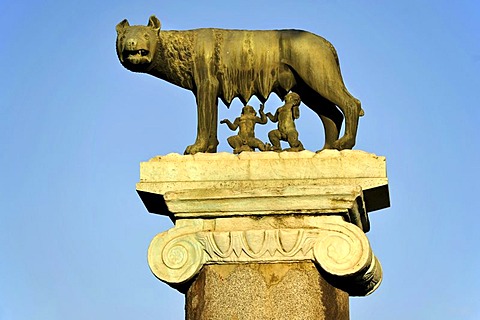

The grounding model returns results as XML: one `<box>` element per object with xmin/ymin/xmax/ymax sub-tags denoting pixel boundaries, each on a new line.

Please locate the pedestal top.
<box><xmin>139</xmin><ymin>150</ymin><xmax>386</xmax><ymax>182</ymax></box>
<box><xmin>136</xmin><ymin>150</ymin><xmax>389</xmax><ymax>221</ymax></box>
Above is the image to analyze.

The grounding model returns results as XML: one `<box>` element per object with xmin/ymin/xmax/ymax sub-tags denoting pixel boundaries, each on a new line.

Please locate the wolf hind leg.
<box><xmin>295</xmin><ymin>86</ymin><xmax>343</xmax><ymax>151</ymax></box>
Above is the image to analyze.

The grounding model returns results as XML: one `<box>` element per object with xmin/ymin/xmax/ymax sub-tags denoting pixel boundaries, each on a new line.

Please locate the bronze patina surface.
<box><xmin>116</xmin><ymin>16</ymin><xmax>363</xmax><ymax>154</ymax></box>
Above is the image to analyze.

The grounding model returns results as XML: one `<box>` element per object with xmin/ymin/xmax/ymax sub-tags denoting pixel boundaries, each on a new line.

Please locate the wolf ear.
<box><xmin>148</xmin><ymin>15</ymin><xmax>161</xmax><ymax>34</ymax></box>
<box><xmin>116</xmin><ymin>19</ymin><xmax>130</xmax><ymax>34</ymax></box>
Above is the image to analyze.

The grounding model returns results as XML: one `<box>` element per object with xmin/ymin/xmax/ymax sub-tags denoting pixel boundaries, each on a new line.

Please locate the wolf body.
<box><xmin>116</xmin><ymin>15</ymin><xmax>362</xmax><ymax>154</ymax></box>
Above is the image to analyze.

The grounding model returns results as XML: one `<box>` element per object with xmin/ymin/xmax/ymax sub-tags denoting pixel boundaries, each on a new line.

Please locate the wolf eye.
<box><xmin>144</xmin><ymin>33</ymin><xmax>150</xmax><ymax>39</ymax></box>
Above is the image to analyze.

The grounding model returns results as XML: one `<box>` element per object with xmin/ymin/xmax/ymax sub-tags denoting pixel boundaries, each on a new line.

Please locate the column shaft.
<box><xmin>186</xmin><ymin>262</ymin><xmax>349</xmax><ymax>320</ymax></box>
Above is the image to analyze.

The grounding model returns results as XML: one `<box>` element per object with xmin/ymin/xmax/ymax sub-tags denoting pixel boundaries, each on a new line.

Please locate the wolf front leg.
<box><xmin>184</xmin><ymin>81</ymin><xmax>219</xmax><ymax>155</ymax></box>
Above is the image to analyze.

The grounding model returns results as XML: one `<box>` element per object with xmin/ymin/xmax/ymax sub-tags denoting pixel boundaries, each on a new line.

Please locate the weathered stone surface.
<box><xmin>137</xmin><ymin>150</ymin><xmax>389</xmax><ymax>215</ymax></box>
<box><xmin>139</xmin><ymin>149</ymin><xmax>388</xmax><ymax>317</ymax></box>
<box><xmin>148</xmin><ymin>215</ymin><xmax>382</xmax><ymax>296</ymax></box>
<box><xmin>163</xmin><ymin>185</ymin><xmax>368</xmax><ymax>231</ymax></box>
<box><xmin>186</xmin><ymin>262</ymin><xmax>349</xmax><ymax>320</ymax></box>
<box><xmin>139</xmin><ymin>150</ymin><xmax>385</xmax><ymax>181</ymax></box>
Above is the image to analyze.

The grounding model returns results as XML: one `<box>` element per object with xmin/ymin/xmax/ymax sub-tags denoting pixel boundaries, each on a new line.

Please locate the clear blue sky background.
<box><xmin>1</xmin><ymin>1</ymin><xmax>479</xmax><ymax>319</ymax></box>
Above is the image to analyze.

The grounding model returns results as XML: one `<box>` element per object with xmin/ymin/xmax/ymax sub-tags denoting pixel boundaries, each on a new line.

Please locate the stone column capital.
<box><xmin>138</xmin><ymin>151</ymin><xmax>389</xmax><ymax>296</ymax></box>
<box><xmin>148</xmin><ymin>216</ymin><xmax>381</xmax><ymax>296</ymax></box>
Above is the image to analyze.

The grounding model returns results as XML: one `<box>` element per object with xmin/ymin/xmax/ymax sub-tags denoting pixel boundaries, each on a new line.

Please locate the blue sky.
<box><xmin>1</xmin><ymin>0</ymin><xmax>479</xmax><ymax>319</ymax></box>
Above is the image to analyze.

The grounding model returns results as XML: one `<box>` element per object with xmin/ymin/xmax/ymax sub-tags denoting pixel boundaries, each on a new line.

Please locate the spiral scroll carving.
<box><xmin>352</xmin><ymin>255</ymin><xmax>383</xmax><ymax>296</ymax></box>
<box><xmin>148</xmin><ymin>230</ymin><xmax>205</xmax><ymax>284</ymax></box>
<box><xmin>313</xmin><ymin>223</ymin><xmax>371</xmax><ymax>277</ymax></box>
<box><xmin>148</xmin><ymin>220</ymin><xmax>381</xmax><ymax>295</ymax></box>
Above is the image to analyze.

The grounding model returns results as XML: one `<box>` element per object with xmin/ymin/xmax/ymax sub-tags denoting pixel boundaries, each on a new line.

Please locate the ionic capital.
<box><xmin>148</xmin><ymin>217</ymin><xmax>381</xmax><ymax>296</ymax></box>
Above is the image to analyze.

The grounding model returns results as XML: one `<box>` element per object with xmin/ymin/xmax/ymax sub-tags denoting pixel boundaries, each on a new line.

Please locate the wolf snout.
<box><xmin>125</xmin><ymin>39</ymin><xmax>137</xmax><ymax>50</ymax></box>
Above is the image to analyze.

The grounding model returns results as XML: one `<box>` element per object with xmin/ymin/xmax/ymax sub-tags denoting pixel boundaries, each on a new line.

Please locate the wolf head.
<box><xmin>116</xmin><ymin>15</ymin><xmax>161</xmax><ymax>72</ymax></box>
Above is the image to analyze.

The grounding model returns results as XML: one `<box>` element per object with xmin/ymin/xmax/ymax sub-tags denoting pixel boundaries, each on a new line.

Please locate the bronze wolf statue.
<box><xmin>116</xmin><ymin>15</ymin><xmax>363</xmax><ymax>154</ymax></box>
